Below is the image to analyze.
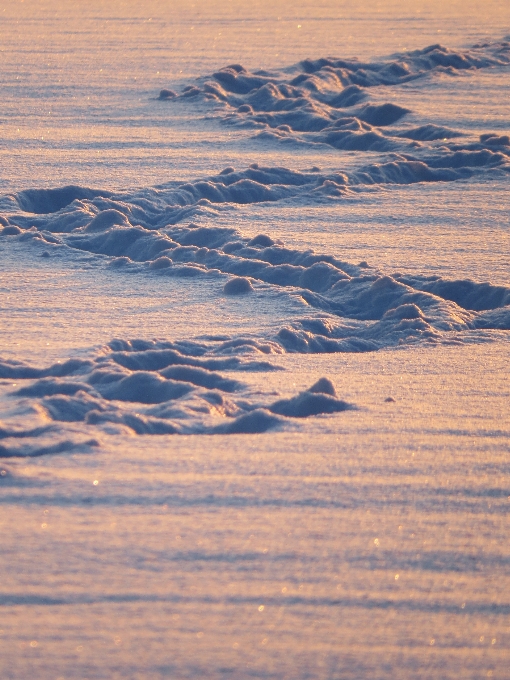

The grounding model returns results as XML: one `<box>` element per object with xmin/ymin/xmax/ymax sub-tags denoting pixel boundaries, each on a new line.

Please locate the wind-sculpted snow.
<box><xmin>1</xmin><ymin>256</ymin><xmax>508</xmax><ymax>454</ymax></box>
<box><xmin>4</xmin><ymin>151</ymin><xmax>510</xmax><ymax>245</ymax></box>
<box><xmin>2</xmin><ymin>170</ymin><xmax>510</xmax><ymax>356</ymax></box>
<box><xmin>2</xmin><ymin>214</ymin><xmax>508</xmax><ymax>454</ymax></box>
<box><xmin>1</xmin><ymin>39</ymin><xmax>509</xmax><ymax>457</ymax></box>
<box><xmin>3</xmin><ymin>181</ymin><xmax>508</xmax><ymax>459</ymax></box>
<box><xmin>0</xmin><ymin>339</ymin><xmax>353</xmax><ymax>454</ymax></box>
<box><xmin>159</xmin><ymin>41</ymin><xmax>510</xmax><ymax>155</ymax></box>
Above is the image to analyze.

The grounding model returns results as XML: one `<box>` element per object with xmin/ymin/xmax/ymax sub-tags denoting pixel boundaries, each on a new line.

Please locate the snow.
<box><xmin>0</xmin><ymin>0</ymin><xmax>509</xmax><ymax>678</ymax></box>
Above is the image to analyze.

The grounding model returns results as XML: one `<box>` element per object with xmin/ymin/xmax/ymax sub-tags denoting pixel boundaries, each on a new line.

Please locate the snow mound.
<box><xmin>269</xmin><ymin>379</ymin><xmax>352</xmax><ymax>418</ymax></box>
<box><xmin>0</xmin><ymin>438</ymin><xmax>99</xmax><ymax>458</ymax></box>
<box><xmin>223</xmin><ymin>277</ymin><xmax>254</xmax><ymax>295</ymax></box>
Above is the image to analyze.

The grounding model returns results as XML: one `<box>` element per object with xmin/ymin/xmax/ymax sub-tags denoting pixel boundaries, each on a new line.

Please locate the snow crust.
<box><xmin>0</xmin><ymin>4</ymin><xmax>509</xmax><ymax>678</ymax></box>
<box><xmin>2</xmin><ymin>70</ymin><xmax>509</xmax><ymax>446</ymax></box>
<box><xmin>0</xmin><ymin>34</ymin><xmax>508</xmax><ymax>484</ymax></box>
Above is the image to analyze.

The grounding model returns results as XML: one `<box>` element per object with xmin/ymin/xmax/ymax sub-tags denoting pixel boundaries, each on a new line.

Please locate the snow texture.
<box><xmin>1</xmin><ymin>5</ymin><xmax>510</xmax><ymax>676</ymax></box>
<box><xmin>160</xmin><ymin>41</ymin><xmax>510</xmax><ymax>156</ymax></box>
<box><xmin>1</xmin><ymin>39</ymin><xmax>509</xmax><ymax>454</ymax></box>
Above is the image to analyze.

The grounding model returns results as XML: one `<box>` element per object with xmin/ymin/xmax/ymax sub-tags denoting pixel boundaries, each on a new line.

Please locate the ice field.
<box><xmin>0</xmin><ymin>1</ymin><xmax>509</xmax><ymax>678</ymax></box>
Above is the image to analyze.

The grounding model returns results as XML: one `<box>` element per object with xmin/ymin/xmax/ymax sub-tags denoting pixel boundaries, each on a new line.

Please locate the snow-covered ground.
<box><xmin>0</xmin><ymin>1</ymin><xmax>509</xmax><ymax>678</ymax></box>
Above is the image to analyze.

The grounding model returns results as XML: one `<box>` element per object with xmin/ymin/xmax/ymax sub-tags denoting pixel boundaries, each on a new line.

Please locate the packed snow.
<box><xmin>0</xmin><ymin>1</ymin><xmax>509</xmax><ymax>678</ymax></box>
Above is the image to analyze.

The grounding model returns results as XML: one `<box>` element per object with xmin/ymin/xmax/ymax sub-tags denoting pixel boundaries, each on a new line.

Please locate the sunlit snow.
<box><xmin>0</xmin><ymin>1</ymin><xmax>509</xmax><ymax>678</ymax></box>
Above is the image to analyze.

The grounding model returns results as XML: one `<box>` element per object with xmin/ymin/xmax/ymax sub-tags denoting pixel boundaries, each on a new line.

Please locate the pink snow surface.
<box><xmin>0</xmin><ymin>1</ymin><xmax>509</xmax><ymax>678</ymax></box>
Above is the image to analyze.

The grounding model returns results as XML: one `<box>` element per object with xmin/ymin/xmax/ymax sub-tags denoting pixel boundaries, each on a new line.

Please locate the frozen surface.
<box><xmin>0</xmin><ymin>1</ymin><xmax>509</xmax><ymax>678</ymax></box>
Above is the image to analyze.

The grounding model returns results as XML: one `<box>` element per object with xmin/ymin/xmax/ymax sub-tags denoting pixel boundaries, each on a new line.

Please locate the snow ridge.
<box><xmin>1</xmin><ymin>40</ymin><xmax>509</xmax><ymax>455</ymax></box>
<box><xmin>0</xmin><ymin>340</ymin><xmax>352</xmax><ymax>453</ymax></box>
<box><xmin>159</xmin><ymin>40</ymin><xmax>510</xmax><ymax>154</ymax></box>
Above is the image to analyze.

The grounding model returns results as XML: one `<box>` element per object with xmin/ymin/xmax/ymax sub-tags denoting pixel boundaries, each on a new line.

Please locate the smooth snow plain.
<box><xmin>0</xmin><ymin>1</ymin><xmax>509</xmax><ymax>678</ymax></box>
